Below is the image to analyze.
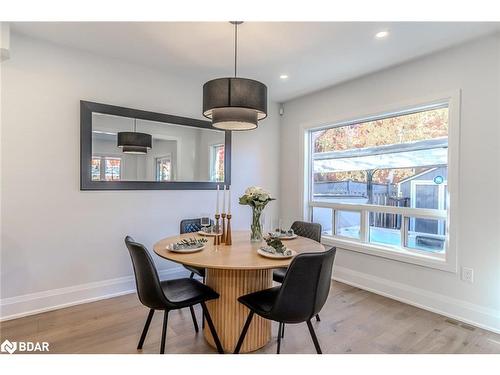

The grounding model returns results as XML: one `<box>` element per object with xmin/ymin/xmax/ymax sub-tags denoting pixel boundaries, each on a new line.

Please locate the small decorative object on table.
<box><xmin>168</xmin><ymin>237</ymin><xmax>208</xmax><ymax>253</ymax></box>
<box><xmin>264</xmin><ymin>236</ymin><xmax>292</xmax><ymax>256</ymax></box>
<box><xmin>239</xmin><ymin>186</ymin><xmax>275</xmax><ymax>242</ymax></box>
<box><xmin>215</xmin><ymin>184</ymin><xmax>233</xmax><ymax>245</ymax></box>
<box><xmin>198</xmin><ymin>225</ymin><xmax>218</xmax><ymax>236</ymax></box>
<box><xmin>257</xmin><ymin>235</ymin><xmax>295</xmax><ymax>258</ymax></box>
<box><xmin>226</xmin><ymin>214</ymin><xmax>232</xmax><ymax>245</ymax></box>
<box><xmin>214</xmin><ymin>214</ymin><xmax>221</xmax><ymax>245</ymax></box>
<box><xmin>271</xmin><ymin>227</ymin><xmax>297</xmax><ymax>240</ymax></box>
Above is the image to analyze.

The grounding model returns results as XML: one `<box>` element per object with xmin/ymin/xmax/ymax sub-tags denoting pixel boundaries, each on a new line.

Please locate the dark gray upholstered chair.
<box><xmin>234</xmin><ymin>247</ymin><xmax>336</xmax><ymax>354</ymax></box>
<box><xmin>180</xmin><ymin>218</ymin><xmax>210</xmax><ymax>279</ymax></box>
<box><xmin>124</xmin><ymin>236</ymin><xmax>223</xmax><ymax>354</ymax></box>
<box><xmin>273</xmin><ymin>221</ymin><xmax>323</xmax><ymax>327</ymax></box>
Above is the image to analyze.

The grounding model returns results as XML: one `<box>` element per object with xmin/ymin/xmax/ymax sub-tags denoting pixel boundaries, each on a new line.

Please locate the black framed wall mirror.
<box><xmin>80</xmin><ymin>101</ymin><xmax>231</xmax><ymax>190</ymax></box>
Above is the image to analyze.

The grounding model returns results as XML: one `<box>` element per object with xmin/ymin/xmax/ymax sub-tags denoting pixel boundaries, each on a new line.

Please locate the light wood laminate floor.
<box><xmin>1</xmin><ymin>281</ymin><xmax>499</xmax><ymax>354</ymax></box>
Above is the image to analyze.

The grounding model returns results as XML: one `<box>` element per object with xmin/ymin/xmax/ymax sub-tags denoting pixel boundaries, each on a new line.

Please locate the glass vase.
<box><xmin>250</xmin><ymin>207</ymin><xmax>263</xmax><ymax>242</ymax></box>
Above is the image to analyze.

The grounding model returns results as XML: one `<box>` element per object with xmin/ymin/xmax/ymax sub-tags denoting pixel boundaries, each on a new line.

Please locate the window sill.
<box><xmin>322</xmin><ymin>235</ymin><xmax>456</xmax><ymax>273</ymax></box>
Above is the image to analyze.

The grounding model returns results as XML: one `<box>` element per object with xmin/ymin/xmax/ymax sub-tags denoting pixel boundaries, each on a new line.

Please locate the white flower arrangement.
<box><xmin>239</xmin><ymin>186</ymin><xmax>275</xmax><ymax>208</ymax></box>
<box><xmin>239</xmin><ymin>186</ymin><xmax>275</xmax><ymax>241</ymax></box>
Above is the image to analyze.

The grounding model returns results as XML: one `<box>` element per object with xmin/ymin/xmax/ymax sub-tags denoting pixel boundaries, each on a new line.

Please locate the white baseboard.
<box><xmin>333</xmin><ymin>265</ymin><xmax>500</xmax><ymax>334</ymax></box>
<box><xmin>0</xmin><ymin>267</ymin><xmax>187</xmax><ymax>322</ymax></box>
<box><xmin>2</xmin><ymin>264</ymin><xmax>498</xmax><ymax>335</ymax></box>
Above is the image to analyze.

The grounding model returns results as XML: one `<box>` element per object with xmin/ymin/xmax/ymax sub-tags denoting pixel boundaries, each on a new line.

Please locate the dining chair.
<box><xmin>273</xmin><ymin>221</ymin><xmax>322</xmax><ymax>327</ymax></box>
<box><xmin>234</xmin><ymin>247</ymin><xmax>336</xmax><ymax>354</ymax></box>
<box><xmin>180</xmin><ymin>218</ymin><xmax>210</xmax><ymax>280</ymax></box>
<box><xmin>124</xmin><ymin>236</ymin><xmax>224</xmax><ymax>354</ymax></box>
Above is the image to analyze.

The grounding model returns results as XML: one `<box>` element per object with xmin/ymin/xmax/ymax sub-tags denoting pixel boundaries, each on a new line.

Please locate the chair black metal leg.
<box><xmin>233</xmin><ymin>311</ymin><xmax>255</xmax><ymax>354</ymax></box>
<box><xmin>137</xmin><ymin>309</ymin><xmax>154</xmax><ymax>350</ymax></box>
<box><xmin>189</xmin><ymin>306</ymin><xmax>199</xmax><ymax>333</ymax></box>
<box><xmin>202</xmin><ymin>276</ymin><xmax>205</xmax><ymax>329</ymax></box>
<box><xmin>201</xmin><ymin>302</ymin><xmax>224</xmax><ymax>354</ymax></box>
<box><xmin>277</xmin><ymin>322</ymin><xmax>282</xmax><ymax>354</ymax></box>
<box><xmin>306</xmin><ymin>319</ymin><xmax>322</xmax><ymax>354</ymax></box>
<box><xmin>189</xmin><ymin>272</ymin><xmax>194</xmax><ymax>279</ymax></box>
<box><xmin>315</xmin><ymin>314</ymin><xmax>321</xmax><ymax>322</ymax></box>
<box><xmin>160</xmin><ymin>310</ymin><xmax>169</xmax><ymax>354</ymax></box>
<box><xmin>281</xmin><ymin>323</ymin><xmax>285</xmax><ymax>338</ymax></box>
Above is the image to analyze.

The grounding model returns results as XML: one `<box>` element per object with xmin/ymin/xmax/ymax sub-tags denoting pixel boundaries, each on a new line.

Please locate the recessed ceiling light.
<box><xmin>280</xmin><ymin>74</ymin><xmax>289</xmax><ymax>80</ymax></box>
<box><xmin>375</xmin><ymin>30</ymin><xmax>389</xmax><ymax>39</ymax></box>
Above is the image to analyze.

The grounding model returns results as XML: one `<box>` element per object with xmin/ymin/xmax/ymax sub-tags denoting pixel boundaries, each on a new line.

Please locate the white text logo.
<box><xmin>1</xmin><ymin>339</ymin><xmax>49</xmax><ymax>354</ymax></box>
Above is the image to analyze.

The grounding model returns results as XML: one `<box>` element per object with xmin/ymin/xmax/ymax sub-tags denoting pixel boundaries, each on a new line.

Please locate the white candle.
<box><xmin>222</xmin><ymin>185</ymin><xmax>226</xmax><ymax>214</ymax></box>
<box><xmin>228</xmin><ymin>186</ymin><xmax>231</xmax><ymax>214</ymax></box>
<box><xmin>216</xmin><ymin>184</ymin><xmax>220</xmax><ymax>215</ymax></box>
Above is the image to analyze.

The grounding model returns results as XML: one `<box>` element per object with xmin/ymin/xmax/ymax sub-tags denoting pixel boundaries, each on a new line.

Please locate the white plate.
<box><xmin>197</xmin><ymin>230</ymin><xmax>221</xmax><ymax>237</ymax></box>
<box><xmin>167</xmin><ymin>244</ymin><xmax>205</xmax><ymax>253</ymax></box>
<box><xmin>257</xmin><ymin>248</ymin><xmax>296</xmax><ymax>259</ymax></box>
<box><xmin>265</xmin><ymin>234</ymin><xmax>298</xmax><ymax>240</ymax></box>
<box><xmin>277</xmin><ymin>234</ymin><xmax>298</xmax><ymax>240</ymax></box>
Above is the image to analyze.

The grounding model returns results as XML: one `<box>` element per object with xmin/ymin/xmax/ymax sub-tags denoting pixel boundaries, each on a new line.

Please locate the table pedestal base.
<box><xmin>203</xmin><ymin>268</ymin><xmax>272</xmax><ymax>353</ymax></box>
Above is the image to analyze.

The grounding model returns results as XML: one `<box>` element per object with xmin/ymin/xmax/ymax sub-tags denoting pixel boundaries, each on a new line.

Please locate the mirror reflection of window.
<box><xmin>91</xmin><ymin>156</ymin><xmax>122</xmax><ymax>181</ymax></box>
<box><xmin>210</xmin><ymin>144</ymin><xmax>225</xmax><ymax>182</ymax></box>
<box><xmin>105</xmin><ymin>158</ymin><xmax>121</xmax><ymax>181</ymax></box>
<box><xmin>156</xmin><ymin>155</ymin><xmax>172</xmax><ymax>181</ymax></box>
<box><xmin>91</xmin><ymin>157</ymin><xmax>101</xmax><ymax>181</ymax></box>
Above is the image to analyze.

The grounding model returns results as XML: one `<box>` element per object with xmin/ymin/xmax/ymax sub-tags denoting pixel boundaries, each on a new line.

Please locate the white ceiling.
<box><xmin>11</xmin><ymin>22</ymin><xmax>500</xmax><ymax>102</ymax></box>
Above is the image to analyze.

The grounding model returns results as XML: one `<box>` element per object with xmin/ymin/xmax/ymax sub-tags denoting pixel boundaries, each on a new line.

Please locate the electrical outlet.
<box><xmin>462</xmin><ymin>267</ymin><xmax>474</xmax><ymax>283</ymax></box>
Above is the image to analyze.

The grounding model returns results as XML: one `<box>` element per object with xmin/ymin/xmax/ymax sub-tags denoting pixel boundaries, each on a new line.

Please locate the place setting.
<box><xmin>268</xmin><ymin>226</ymin><xmax>298</xmax><ymax>240</ymax></box>
<box><xmin>196</xmin><ymin>216</ymin><xmax>220</xmax><ymax>237</ymax></box>
<box><xmin>201</xmin><ymin>185</ymin><xmax>233</xmax><ymax>245</ymax></box>
<box><xmin>257</xmin><ymin>235</ymin><xmax>297</xmax><ymax>259</ymax></box>
<box><xmin>166</xmin><ymin>237</ymin><xmax>208</xmax><ymax>253</ymax></box>
<box><xmin>166</xmin><ymin>184</ymin><xmax>233</xmax><ymax>253</ymax></box>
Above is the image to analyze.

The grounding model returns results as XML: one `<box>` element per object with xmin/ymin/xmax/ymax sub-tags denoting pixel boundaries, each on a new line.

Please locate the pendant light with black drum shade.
<box><xmin>202</xmin><ymin>22</ymin><xmax>267</xmax><ymax>131</ymax></box>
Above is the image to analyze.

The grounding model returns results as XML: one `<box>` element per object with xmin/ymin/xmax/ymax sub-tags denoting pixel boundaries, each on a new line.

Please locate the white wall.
<box><xmin>0</xmin><ymin>34</ymin><xmax>280</xmax><ymax>319</ymax></box>
<box><xmin>279</xmin><ymin>34</ymin><xmax>500</xmax><ymax>332</ymax></box>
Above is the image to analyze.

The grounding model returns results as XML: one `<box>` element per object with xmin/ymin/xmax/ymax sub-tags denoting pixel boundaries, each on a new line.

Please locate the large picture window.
<box><xmin>307</xmin><ymin>100</ymin><xmax>456</xmax><ymax>268</ymax></box>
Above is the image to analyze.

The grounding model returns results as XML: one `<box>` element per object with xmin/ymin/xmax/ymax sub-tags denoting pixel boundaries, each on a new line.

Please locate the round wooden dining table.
<box><xmin>153</xmin><ymin>230</ymin><xmax>325</xmax><ymax>353</ymax></box>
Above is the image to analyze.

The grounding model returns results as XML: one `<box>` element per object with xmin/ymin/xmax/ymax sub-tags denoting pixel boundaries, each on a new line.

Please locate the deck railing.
<box><xmin>309</xmin><ymin>200</ymin><xmax>447</xmax><ymax>249</ymax></box>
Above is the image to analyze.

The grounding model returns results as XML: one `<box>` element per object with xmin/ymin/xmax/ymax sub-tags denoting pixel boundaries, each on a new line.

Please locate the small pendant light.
<box><xmin>117</xmin><ymin>118</ymin><xmax>152</xmax><ymax>154</ymax></box>
<box><xmin>202</xmin><ymin>21</ymin><xmax>268</xmax><ymax>131</ymax></box>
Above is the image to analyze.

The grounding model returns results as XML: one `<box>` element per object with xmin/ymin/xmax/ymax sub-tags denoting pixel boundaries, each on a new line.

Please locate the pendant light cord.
<box><xmin>134</xmin><ymin>118</ymin><xmax>137</xmax><ymax>133</ymax></box>
<box><xmin>234</xmin><ymin>22</ymin><xmax>238</xmax><ymax>77</ymax></box>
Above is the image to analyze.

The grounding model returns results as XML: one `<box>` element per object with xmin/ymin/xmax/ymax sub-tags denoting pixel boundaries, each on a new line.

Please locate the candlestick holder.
<box><xmin>214</xmin><ymin>214</ymin><xmax>221</xmax><ymax>246</ymax></box>
<box><xmin>226</xmin><ymin>214</ymin><xmax>232</xmax><ymax>245</ymax></box>
<box><xmin>221</xmin><ymin>213</ymin><xmax>227</xmax><ymax>243</ymax></box>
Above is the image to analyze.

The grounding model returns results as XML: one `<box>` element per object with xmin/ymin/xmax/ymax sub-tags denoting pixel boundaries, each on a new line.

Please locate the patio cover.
<box><xmin>313</xmin><ymin>138</ymin><xmax>448</xmax><ymax>173</ymax></box>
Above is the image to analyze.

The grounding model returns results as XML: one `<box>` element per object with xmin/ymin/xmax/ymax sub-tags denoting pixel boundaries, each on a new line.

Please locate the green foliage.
<box><xmin>265</xmin><ymin>236</ymin><xmax>286</xmax><ymax>254</ymax></box>
<box><xmin>176</xmin><ymin>238</ymin><xmax>208</xmax><ymax>246</ymax></box>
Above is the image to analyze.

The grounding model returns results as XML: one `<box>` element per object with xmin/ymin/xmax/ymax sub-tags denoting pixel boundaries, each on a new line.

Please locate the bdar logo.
<box><xmin>1</xmin><ymin>339</ymin><xmax>17</xmax><ymax>354</ymax></box>
<box><xmin>0</xmin><ymin>339</ymin><xmax>49</xmax><ymax>353</ymax></box>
